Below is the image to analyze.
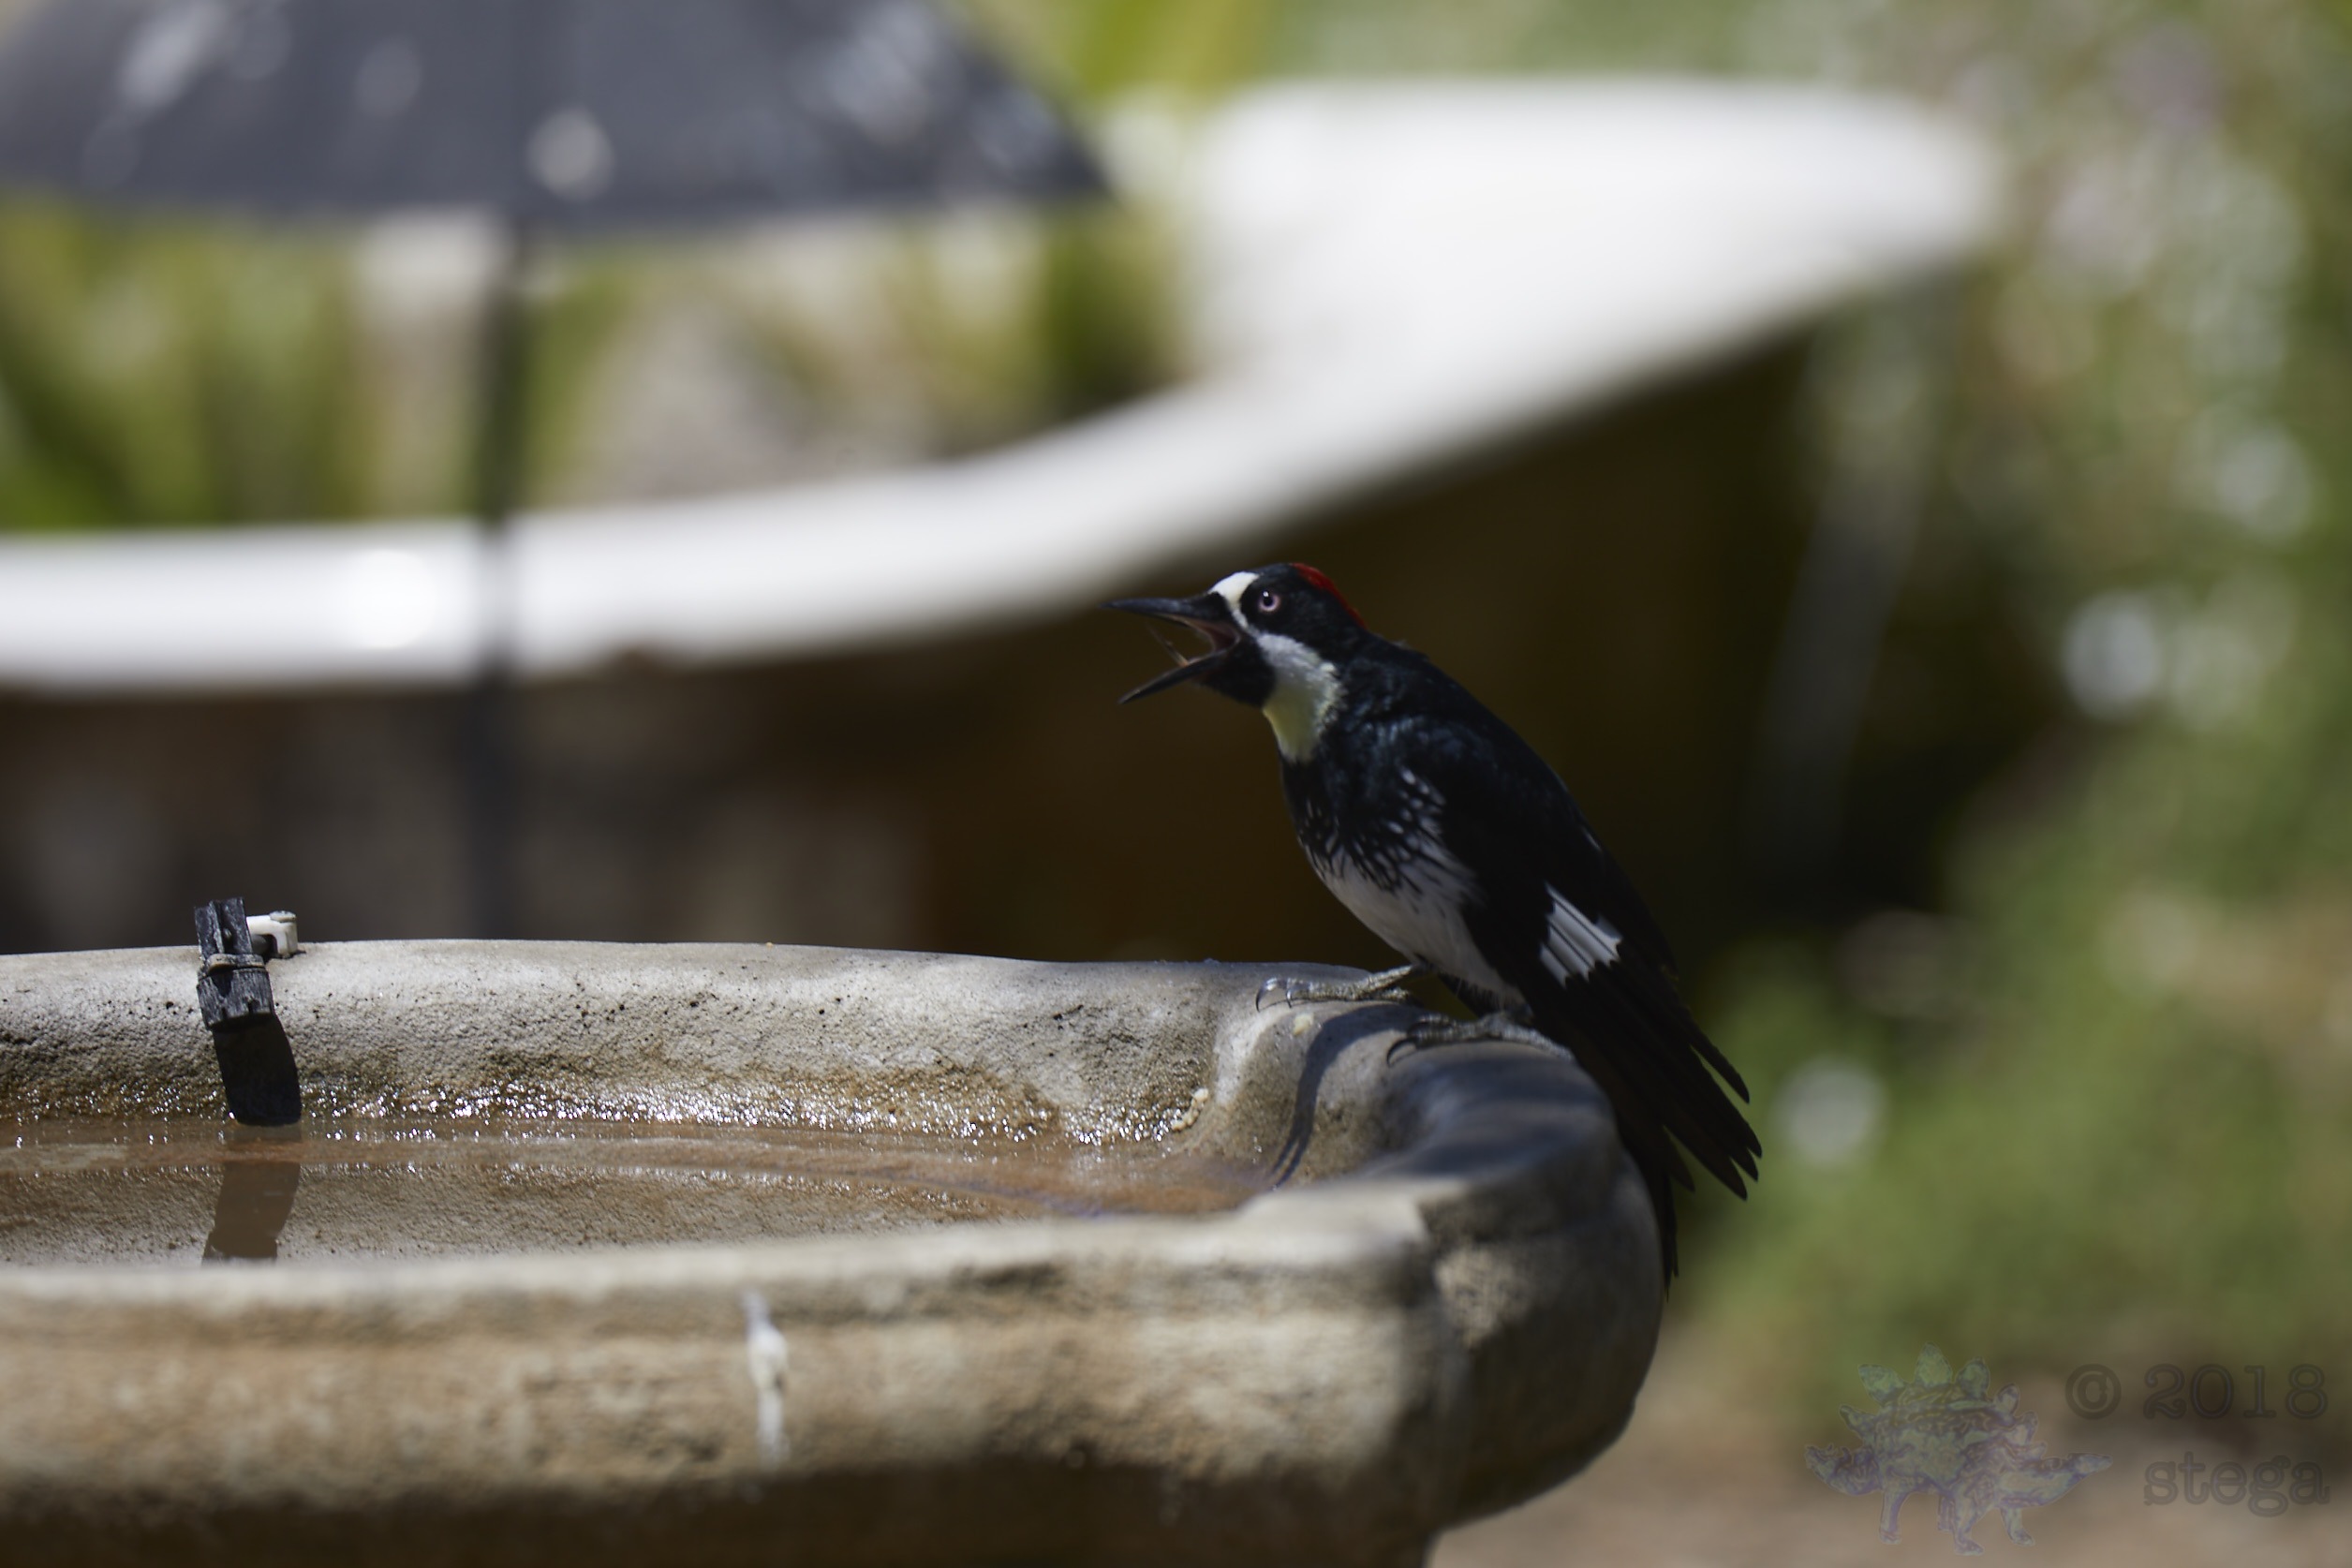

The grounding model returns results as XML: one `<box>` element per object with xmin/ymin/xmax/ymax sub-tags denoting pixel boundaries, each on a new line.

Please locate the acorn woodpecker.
<box><xmin>1110</xmin><ymin>562</ymin><xmax>1758</xmax><ymax>1277</ymax></box>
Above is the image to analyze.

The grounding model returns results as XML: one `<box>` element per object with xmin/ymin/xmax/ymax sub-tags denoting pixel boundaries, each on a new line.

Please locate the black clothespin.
<box><xmin>195</xmin><ymin>897</ymin><xmax>274</xmax><ymax>1028</ymax></box>
<box><xmin>194</xmin><ymin>897</ymin><xmax>303</xmax><ymax>1126</ymax></box>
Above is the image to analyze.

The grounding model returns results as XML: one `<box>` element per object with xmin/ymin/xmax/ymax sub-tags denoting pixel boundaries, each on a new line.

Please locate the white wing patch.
<box><xmin>1540</xmin><ymin>888</ymin><xmax>1621</xmax><ymax>982</ymax></box>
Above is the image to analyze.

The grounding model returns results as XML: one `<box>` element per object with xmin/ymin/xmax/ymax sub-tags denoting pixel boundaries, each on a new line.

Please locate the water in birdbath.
<box><xmin>0</xmin><ymin>1116</ymin><xmax>1263</xmax><ymax>1266</ymax></box>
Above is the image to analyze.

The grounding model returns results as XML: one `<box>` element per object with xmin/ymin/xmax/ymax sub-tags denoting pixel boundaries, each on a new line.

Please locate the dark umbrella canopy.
<box><xmin>0</xmin><ymin>0</ymin><xmax>1103</xmax><ymax>228</ymax></box>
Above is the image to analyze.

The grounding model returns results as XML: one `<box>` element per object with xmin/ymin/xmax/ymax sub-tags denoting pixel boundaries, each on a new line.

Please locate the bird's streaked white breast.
<box><xmin>1319</xmin><ymin>844</ymin><xmax>1517</xmax><ymax>1005</ymax></box>
<box><xmin>1309</xmin><ymin>766</ymin><xmax>1516</xmax><ymax>1001</ymax></box>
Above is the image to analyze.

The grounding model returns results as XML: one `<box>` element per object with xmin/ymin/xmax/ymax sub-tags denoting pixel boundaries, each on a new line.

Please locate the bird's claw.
<box><xmin>1254</xmin><ymin>975</ymin><xmax>1298</xmax><ymax>1012</ymax></box>
<box><xmin>1254</xmin><ymin>964</ymin><xmax>1425</xmax><ymax>1012</ymax></box>
<box><xmin>1387</xmin><ymin>1009</ymin><xmax>1561</xmax><ymax>1061</ymax></box>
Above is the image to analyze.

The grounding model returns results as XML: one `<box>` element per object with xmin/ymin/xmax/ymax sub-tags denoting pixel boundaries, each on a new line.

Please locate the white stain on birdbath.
<box><xmin>742</xmin><ymin>1289</ymin><xmax>791</xmax><ymax>1467</ymax></box>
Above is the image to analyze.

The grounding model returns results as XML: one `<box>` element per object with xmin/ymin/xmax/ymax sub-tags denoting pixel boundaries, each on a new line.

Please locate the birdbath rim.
<box><xmin>0</xmin><ymin>937</ymin><xmax>1662</xmax><ymax>1565</ymax></box>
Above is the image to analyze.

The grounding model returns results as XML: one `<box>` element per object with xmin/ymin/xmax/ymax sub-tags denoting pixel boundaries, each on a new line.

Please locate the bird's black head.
<box><xmin>1106</xmin><ymin>564</ymin><xmax>1372</xmax><ymax>758</ymax></box>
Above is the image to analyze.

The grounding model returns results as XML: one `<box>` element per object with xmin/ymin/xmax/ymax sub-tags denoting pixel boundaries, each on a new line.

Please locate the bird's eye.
<box><xmin>1254</xmin><ymin>587</ymin><xmax>1282</xmax><ymax>614</ymax></box>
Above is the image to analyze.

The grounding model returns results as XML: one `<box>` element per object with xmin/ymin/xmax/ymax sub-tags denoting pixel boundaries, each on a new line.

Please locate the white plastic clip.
<box><xmin>742</xmin><ymin>1289</ymin><xmax>790</xmax><ymax>1466</ymax></box>
<box><xmin>245</xmin><ymin>910</ymin><xmax>301</xmax><ymax>959</ymax></box>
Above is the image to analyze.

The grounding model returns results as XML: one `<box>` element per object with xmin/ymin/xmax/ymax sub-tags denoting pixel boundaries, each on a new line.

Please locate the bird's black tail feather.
<box><xmin>1529</xmin><ymin>961</ymin><xmax>1760</xmax><ymax>1282</ymax></box>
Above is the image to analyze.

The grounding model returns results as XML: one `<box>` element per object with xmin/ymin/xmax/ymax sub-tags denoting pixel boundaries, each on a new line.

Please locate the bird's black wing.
<box><xmin>1399</xmin><ymin>708</ymin><xmax>1761</xmax><ymax>1269</ymax></box>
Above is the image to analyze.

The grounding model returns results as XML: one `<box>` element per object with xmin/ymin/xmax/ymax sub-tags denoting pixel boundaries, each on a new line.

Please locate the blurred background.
<box><xmin>2</xmin><ymin>0</ymin><xmax>2346</xmax><ymax>1560</ymax></box>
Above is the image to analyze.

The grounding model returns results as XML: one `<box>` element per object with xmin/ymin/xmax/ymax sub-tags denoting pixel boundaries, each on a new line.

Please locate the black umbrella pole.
<box><xmin>462</xmin><ymin>219</ymin><xmax>537</xmax><ymax>939</ymax></box>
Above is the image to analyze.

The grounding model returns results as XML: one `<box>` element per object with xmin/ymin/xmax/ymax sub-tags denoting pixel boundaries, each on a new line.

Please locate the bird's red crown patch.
<box><xmin>1290</xmin><ymin>563</ymin><xmax>1364</xmax><ymax>626</ymax></box>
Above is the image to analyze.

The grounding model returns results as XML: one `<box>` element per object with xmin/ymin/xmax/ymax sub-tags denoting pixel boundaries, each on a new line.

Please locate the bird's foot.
<box><xmin>1388</xmin><ymin>1007</ymin><xmax>1561</xmax><ymax>1060</ymax></box>
<box><xmin>1255</xmin><ymin>962</ymin><xmax>1427</xmax><ymax>1012</ymax></box>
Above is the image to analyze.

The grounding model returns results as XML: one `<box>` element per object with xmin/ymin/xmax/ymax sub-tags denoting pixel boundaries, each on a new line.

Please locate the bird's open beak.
<box><xmin>1105</xmin><ymin>594</ymin><xmax>1242</xmax><ymax>703</ymax></box>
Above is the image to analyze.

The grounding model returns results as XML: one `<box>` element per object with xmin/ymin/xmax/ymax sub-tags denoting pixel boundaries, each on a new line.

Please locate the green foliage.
<box><xmin>0</xmin><ymin>202</ymin><xmax>392</xmax><ymax>529</ymax></box>
<box><xmin>722</xmin><ymin>206</ymin><xmax>1179</xmax><ymax>465</ymax></box>
<box><xmin>962</xmin><ymin>0</ymin><xmax>1271</xmax><ymax>99</ymax></box>
<box><xmin>1689</xmin><ymin>0</ymin><xmax>2352</xmax><ymax>1429</ymax></box>
<box><xmin>0</xmin><ymin>203</ymin><xmax>641</xmax><ymax>530</ymax></box>
<box><xmin>1692</xmin><ymin>848</ymin><xmax>2352</xmax><ymax>1429</ymax></box>
<box><xmin>514</xmin><ymin>248</ymin><xmax>643</xmax><ymax>501</ymax></box>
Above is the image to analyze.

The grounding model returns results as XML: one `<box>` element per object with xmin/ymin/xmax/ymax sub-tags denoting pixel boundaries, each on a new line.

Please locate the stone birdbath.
<box><xmin>0</xmin><ymin>937</ymin><xmax>1659</xmax><ymax>1565</ymax></box>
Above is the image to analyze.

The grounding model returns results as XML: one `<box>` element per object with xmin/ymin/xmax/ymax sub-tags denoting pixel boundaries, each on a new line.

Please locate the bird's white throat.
<box><xmin>1256</xmin><ymin>632</ymin><xmax>1342</xmax><ymax>762</ymax></box>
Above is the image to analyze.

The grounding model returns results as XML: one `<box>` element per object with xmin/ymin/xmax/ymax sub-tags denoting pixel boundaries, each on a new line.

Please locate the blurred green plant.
<box><xmin>0</xmin><ymin>189</ymin><xmax>1174</xmax><ymax>530</ymax></box>
<box><xmin>1601</xmin><ymin>0</ymin><xmax>2347</xmax><ymax>1435</ymax></box>
<box><xmin>0</xmin><ymin>202</ymin><xmax>392</xmax><ymax>529</ymax></box>
<box><xmin>963</xmin><ymin>0</ymin><xmax>1271</xmax><ymax>100</ymax></box>
<box><xmin>721</xmin><ymin>206</ymin><xmax>1178</xmax><ymax>465</ymax></box>
<box><xmin>0</xmin><ymin>200</ymin><xmax>636</xmax><ymax>531</ymax></box>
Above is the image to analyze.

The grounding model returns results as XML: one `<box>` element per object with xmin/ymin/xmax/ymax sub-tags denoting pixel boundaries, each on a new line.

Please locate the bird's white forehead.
<box><xmin>1211</xmin><ymin>570</ymin><xmax>1258</xmax><ymax>614</ymax></box>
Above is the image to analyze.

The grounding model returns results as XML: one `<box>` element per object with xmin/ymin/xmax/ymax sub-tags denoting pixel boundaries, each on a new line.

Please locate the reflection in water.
<box><xmin>201</xmin><ymin>1132</ymin><xmax>303</xmax><ymax>1264</ymax></box>
<box><xmin>0</xmin><ymin>1117</ymin><xmax>1264</xmax><ymax>1268</ymax></box>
